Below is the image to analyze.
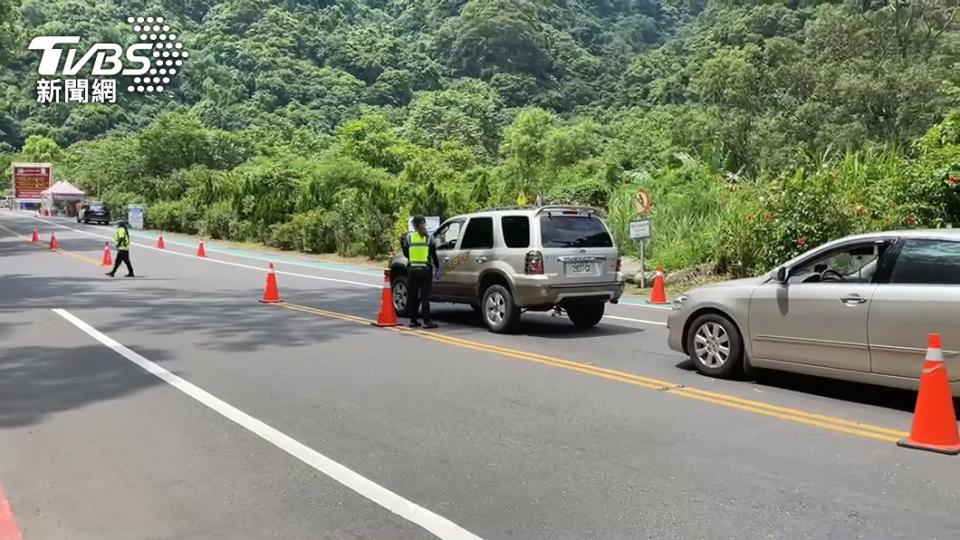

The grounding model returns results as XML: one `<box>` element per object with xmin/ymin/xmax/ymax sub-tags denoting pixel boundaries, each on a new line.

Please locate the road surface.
<box><xmin>1</xmin><ymin>211</ymin><xmax>958</xmax><ymax>540</ymax></box>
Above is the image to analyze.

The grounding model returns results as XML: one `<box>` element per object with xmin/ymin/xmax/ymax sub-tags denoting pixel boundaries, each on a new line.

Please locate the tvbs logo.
<box><xmin>28</xmin><ymin>16</ymin><xmax>188</xmax><ymax>104</ymax></box>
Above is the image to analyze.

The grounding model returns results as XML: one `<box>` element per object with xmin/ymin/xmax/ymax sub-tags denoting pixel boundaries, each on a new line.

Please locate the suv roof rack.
<box><xmin>535</xmin><ymin>205</ymin><xmax>605</xmax><ymax>217</ymax></box>
<box><xmin>484</xmin><ymin>205</ymin><xmax>606</xmax><ymax>217</ymax></box>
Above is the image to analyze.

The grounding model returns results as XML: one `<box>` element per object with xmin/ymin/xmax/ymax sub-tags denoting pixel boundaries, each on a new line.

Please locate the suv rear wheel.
<box><xmin>566</xmin><ymin>303</ymin><xmax>605</xmax><ymax>329</ymax></box>
<box><xmin>481</xmin><ymin>285</ymin><xmax>520</xmax><ymax>334</ymax></box>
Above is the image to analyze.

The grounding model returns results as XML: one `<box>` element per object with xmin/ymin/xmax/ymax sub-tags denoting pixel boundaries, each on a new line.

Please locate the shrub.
<box><xmin>716</xmin><ymin>171</ymin><xmax>856</xmax><ymax>276</ymax></box>
<box><xmin>201</xmin><ymin>200</ymin><xmax>233</xmax><ymax>240</ymax></box>
<box><xmin>265</xmin><ymin>210</ymin><xmax>334</xmax><ymax>253</ymax></box>
<box><xmin>146</xmin><ymin>199</ymin><xmax>200</xmax><ymax>233</ymax></box>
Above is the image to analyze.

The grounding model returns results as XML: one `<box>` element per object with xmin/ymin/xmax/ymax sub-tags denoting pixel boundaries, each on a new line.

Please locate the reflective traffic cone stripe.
<box><xmin>101</xmin><ymin>242</ymin><xmax>113</xmax><ymax>267</ymax></box>
<box><xmin>196</xmin><ymin>240</ymin><xmax>207</xmax><ymax>257</ymax></box>
<box><xmin>649</xmin><ymin>266</ymin><xmax>667</xmax><ymax>304</ymax></box>
<box><xmin>260</xmin><ymin>263</ymin><xmax>282</xmax><ymax>303</ymax></box>
<box><xmin>157</xmin><ymin>234</ymin><xmax>165</xmax><ymax>249</ymax></box>
<box><xmin>372</xmin><ymin>269</ymin><xmax>402</xmax><ymax>327</ymax></box>
<box><xmin>49</xmin><ymin>233</ymin><xmax>58</xmax><ymax>250</ymax></box>
<box><xmin>898</xmin><ymin>333</ymin><xmax>960</xmax><ymax>455</ymax></box>
<box><xmin>31</xmin><ymin>229</ymin><xmax>39</xmax><ymax>243</ymax></box>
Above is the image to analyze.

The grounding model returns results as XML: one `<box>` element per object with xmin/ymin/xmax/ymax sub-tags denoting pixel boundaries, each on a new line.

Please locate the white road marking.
<box><xmin>52</xmin><ymin>308</ymin><xmax>482</xmax><ymax>540</ymax></box>
<box><xmin>603</xmin><ymin>315</ymin><xmax>667</xmax><ymax>327</ymax></box>
<box><xmin>29</xmin><ymin>216</ymin><xmax>380</xmax><ymax>289</ymax></box>
<box><xmin>23</xmin><ymin>215</ymin><xmax>667</xmax><ymax>327</ymax></box>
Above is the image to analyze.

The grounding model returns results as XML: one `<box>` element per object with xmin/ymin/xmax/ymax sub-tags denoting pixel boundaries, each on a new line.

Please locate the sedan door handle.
<box><xmin>840</xmin><ymin>294</ymin><xmax>868</xmax><ymax>305</ymax></box>
<box><xmin>474</xmin><ymin>257</ymin><xmax>488</xmax><ymax>263</ymax></box>
<box><xmin>442</xmin><ymin>257</ymin><xmax>451</xmax><ymax>262</ymax></box>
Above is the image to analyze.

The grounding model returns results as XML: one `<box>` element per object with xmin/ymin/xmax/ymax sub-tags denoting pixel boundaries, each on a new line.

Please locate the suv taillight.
<box><xmin>525</xmin><ymin>251</ymin><xmax>544</xmax><ymax>274</ymax></box>
<box><xmin>616</xmin><ymin>257</ymin><xmax>622</xmax><ymax>272</ymax></box>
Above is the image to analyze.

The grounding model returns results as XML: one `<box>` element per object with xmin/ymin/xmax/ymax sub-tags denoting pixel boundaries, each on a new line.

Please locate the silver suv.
<box><xmin>389</xmin><ymin>206</ymin><xmax>625</xmax><ymax>333</ymax></box>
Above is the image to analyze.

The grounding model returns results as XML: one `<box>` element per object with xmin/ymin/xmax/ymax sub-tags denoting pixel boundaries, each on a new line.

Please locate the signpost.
<box><xmin>408</xmin><ymin>216</ymin><xmax>440</xmax><ymax>234</ymax></box>
<box><xmin>11</xmin><ymin>163</ymin><xmax>52</xmax><ymax>209</ymax></box>
<box><xmin>629</xmin><ymin>218</ymin><xmax>653</xmax><ymax>288</ymax></box>
<box><xmin>127</xmin><ymin>204</ymin><xmax>145</xmax><ymax>229</ymax></box>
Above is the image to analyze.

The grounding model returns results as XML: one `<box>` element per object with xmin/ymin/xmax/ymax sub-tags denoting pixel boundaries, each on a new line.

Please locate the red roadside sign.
<box><xmin>12</xmin><ymin>163</ymin><xmax>52</xmax><ymax>199</ymax></box>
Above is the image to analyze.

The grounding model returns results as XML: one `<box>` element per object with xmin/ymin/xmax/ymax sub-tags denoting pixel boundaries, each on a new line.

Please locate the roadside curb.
<box><xmin>619</xmin><ymin>299</ymin><xmax>673</xmax><ymax>310</ymax></box>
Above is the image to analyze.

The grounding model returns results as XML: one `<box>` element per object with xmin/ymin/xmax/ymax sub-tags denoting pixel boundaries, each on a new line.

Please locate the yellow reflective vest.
<box><xmin>115</xmin><ymin>227</ymin><xmax>130</xmax><ymax>251</ymax></box>
<box><xmin>407</xmin><ymin>231</ymin><xmax>430</xmax><ymax>267</ymax></box>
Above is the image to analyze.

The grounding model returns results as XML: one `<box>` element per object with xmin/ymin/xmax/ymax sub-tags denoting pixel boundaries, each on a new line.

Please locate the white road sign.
<box><xmin>629</xmin><ymin>219</ymin><xmax>651</xmax><ymax>240</ymax></box>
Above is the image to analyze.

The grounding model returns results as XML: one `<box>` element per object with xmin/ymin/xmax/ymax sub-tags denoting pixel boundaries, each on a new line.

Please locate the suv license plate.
<box><xmin>567</xmin><ymin>262</ymin><xmax>593</xmax><ymax>275</ymax></box>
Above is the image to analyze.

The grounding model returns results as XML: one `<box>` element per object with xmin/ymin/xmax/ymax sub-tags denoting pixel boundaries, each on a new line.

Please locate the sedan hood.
<box><xmin>696</xmin><ymin>276</ymin><xmax>768</xmax><ymax>290</ymax></box>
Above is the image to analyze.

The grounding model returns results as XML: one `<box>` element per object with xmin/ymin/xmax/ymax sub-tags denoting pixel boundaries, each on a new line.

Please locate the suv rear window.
<box><xmin>539</xmin><ymin>215</ymin><xmax>613</xmax><ymax>248</ymax></box>
<box><xmin>501</xmin><ymin>216</ymin><xmax>530</xmax><ymax>248</ymax></box>
<box><xmin>890</xmin><ymin>239</ymin><xmax>960</xmax><ymax>285</ymax></box>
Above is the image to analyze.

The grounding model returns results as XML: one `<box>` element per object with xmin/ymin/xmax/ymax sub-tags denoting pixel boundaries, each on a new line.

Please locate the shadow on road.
<box><xmin>0</xmin><ymin>274</ymin><xmax>376</xmax><ymax>355</ymax></box>
<box><xmin>0</xmin><ymin>344</ymin><xmax>170</xmax><ymax>429</ymax></box>
<box><xmin>674</xmin><ymin>359</ymin><xmax>960</xmax><ymax>414</ymax></box>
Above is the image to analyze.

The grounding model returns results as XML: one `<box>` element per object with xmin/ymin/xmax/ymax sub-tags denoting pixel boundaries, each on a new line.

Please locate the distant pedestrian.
<box><xmin>106</xmin><ymin>221</ymin><xmax>135</xmax><ymax>278</ymax></box>
<box><xmin>402</xmin><ymin>215</ymin><xmax>439</xmax><ymax>329</ymax></box>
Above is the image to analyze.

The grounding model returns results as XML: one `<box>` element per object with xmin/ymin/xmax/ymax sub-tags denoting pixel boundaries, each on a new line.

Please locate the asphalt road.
<box><xmin>1</xmin><ymin>211</ymin><xmax>959</xmax><ymax>540</ymax></box>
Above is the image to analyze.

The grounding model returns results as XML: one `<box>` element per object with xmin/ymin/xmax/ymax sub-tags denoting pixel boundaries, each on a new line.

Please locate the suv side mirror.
<box><xmin>775</xmin><ymin>266</ymin><xmax>788</xmax><ymax>283</ymax></box>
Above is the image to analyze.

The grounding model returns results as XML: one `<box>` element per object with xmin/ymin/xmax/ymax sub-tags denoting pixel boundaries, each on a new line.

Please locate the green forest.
<box><xmin>2</xmin><ymin>0</ymin><xmax>959</xmax><ymax>275</ymax></box>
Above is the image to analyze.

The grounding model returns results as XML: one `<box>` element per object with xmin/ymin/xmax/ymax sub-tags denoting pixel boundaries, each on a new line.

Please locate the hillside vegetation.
<box><xmin>2</xmin><ymin>0</ymin><xmax>959</xmax><ymax>275</ymax></box>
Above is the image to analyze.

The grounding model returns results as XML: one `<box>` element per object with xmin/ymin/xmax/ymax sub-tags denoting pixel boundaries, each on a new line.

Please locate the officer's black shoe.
<box><xmin>409</xmin><ymin>321</ymin><xmax>421</xmax><ymax>328</ymax></box>
<box><xmin>423</xmin><ymin>322</ymin><xmax>438</xmax><ymax>329</ymax></box>
<box><xmin>105</xmin><ymin>272</ymin><xmax>114</xmax><ymax>277</ymax></box>
<box><xmin>124</xmin><ymin>274</ymin><xmax>135</xmax><ymax>278</ymax></box>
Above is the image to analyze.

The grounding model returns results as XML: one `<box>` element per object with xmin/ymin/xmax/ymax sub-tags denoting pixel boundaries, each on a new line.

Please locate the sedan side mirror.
<box><xmin>775</xmin><ymin>266</ymin><xmax>788</xmax><ymax>283</ymax></box>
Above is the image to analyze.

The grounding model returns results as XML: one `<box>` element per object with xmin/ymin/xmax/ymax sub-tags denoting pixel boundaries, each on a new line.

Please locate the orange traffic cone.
<box><xmin>649</xmin><ymin>266</ymin><xmax>667</xmax><ymax>304</ymax></box>
<box><xmin>196</xmin><ymin>239</ymin><xmax>207</xmax><ymax>257</ymax></box>
<box><xmin>31</xmin><ymin>229</ymin><xmax>39</xmax><ymax>243</ymax></box>
<box><xmin>372</xmin><ymin>269</ymin><xmax>401</xmax><ymax>327</ymax></box>
<box><xmin>157</xmin><ymin>233</ymin><xmax>166</xmax><ymax>249</ymax></box>
<box><xmin>898</xmin><ymin>333</ymin><xmax>960</xmax><ymax>455</ymax></box>
<box><xmin>101</xmin><ymin>242</ymin><xmax>113</xmax><ymax>267</ymax></box>
<box><xmin>260</xmin><ymin>263</ymin><xmax>282</xmax><ymax>303</ymax></box>
<box><xmin>49</xmin><ymin>232</ymin><xmax>59</xmax><ymax>250</ymax></box>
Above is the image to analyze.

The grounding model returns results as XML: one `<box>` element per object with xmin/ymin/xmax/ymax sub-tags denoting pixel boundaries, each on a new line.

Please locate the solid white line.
<box><xmin>51</xmin><ymin>308</ymin><xmax>482</xmax><ymax>540</ymax></box>
<box><xmin>30</xmin><ymin>216</ymin><xmax>380</xmax><ymax>289</ymax></box>
<box><xmin>603</xmin><ymin>315</ymin><xmax>667</xmax><ymax>327</ymax></box>
<box><xmin>36</xmin><ymin>214</ymin><xmax>384</xmax><ymax>278</ymax></box>
<box><xmin>24</xmin><ymin>216</ymin><xmax>666</xmax><ymax>327</ymax></box>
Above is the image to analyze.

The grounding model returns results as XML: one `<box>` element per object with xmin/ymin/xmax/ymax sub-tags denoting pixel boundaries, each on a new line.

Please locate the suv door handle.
<box><xmin>442</xmin><ymin>256</ymin><xmax>451</xmax><ymax>262</ymax></box>
<box><xmin>474</xmin><ymin>256</ymin><xmax>488</xmax><ymax>263</ymax></box>
<box><xmin>840</xmin><ymin>294</ymin><xmax>868</xmax><ymax>305</ymax></box>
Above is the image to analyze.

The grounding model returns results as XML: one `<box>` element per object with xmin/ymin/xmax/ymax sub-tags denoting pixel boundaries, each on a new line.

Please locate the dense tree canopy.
<box><xmin>2</xmin><ymin>0</ymin><xmax>959</xmax><ymax>274</ymax></box>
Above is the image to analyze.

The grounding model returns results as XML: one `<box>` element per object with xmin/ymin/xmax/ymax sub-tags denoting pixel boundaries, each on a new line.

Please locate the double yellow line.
<box><xmin>0</xmin><ymin>222</ymin><xmax>104</xmax><ymax>266</ymax></box>
<box><xmin>277</xmin><ymin>301</ymin><xmax>909</xmax><ymax>444</ymax></box>
<box><xmin>2</xmin><ymin>220</ymin><xmax>908</xmax><ymax>444</ymax></box>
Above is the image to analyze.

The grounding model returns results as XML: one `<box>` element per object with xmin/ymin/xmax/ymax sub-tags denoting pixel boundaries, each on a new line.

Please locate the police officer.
<box><xmin>106</xmin><ymin>221</ymin><xmax>135</xmax><ymax>278</ymax></box>
<box><xmin>402</xmin><ymin>215</ymin><xmax>440</xmax><ymax>328</ymax></box>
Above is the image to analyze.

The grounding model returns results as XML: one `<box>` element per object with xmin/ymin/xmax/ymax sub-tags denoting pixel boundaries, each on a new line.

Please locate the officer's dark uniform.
<box><xmin>106</xmin><ymin>223</ymin><xmax>135</xmax><ymax>277</ymax></box>
<box><xmin>402</xmin><ymin>223</ymin><xmax>440</xmax><ymax>328</ymax></box>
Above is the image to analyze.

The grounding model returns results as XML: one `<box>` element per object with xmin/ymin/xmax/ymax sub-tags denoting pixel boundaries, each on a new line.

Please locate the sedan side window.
<box><xmin>789</xmin><ymin>242</ymin><xmax>888</xmax><ymax>284</ymax></box>
<box><xmin>434</xmin><ymin>221</ymin><xmax>464</xmax><ymax>251</ymax></box>
<box><xmin>889</xmin><ymin>239</ymin><xmax>960</xmax><ymax>285</ymax></box>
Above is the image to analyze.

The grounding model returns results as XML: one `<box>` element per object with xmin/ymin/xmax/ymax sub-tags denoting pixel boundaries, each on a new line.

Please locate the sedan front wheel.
<box><xmin>686</xmin><ymin>313</ymin><xmax>744</xmax><ymax>378</ymax></box>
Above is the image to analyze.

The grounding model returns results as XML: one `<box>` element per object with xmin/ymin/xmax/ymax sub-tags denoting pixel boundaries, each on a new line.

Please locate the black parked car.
<box><xmin>78</xmin><ymin>203</ymin><xmax>111</xmax><ymax>224</ymax></box>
